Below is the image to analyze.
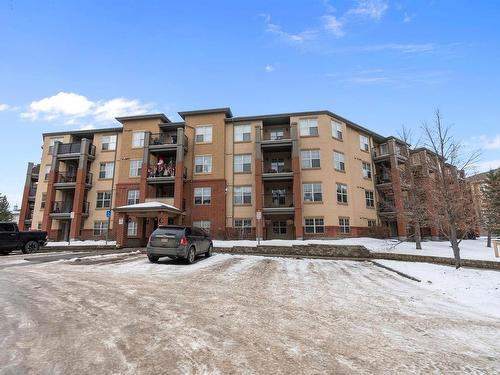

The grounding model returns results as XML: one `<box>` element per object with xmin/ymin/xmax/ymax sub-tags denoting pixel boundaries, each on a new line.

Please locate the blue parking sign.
<box><xmin>106</xmin><ymin>210</ymin><xmax>112</xmax><ymax>218</ymax></box>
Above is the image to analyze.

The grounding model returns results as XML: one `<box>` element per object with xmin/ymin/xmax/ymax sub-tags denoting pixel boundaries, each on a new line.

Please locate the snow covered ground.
<box><xmin>46</xmin><ymin>240</ymin><xmax>116</xmax><ymax>247</ymax></box>
<box><xmin>213</xmin><ymin>237</ymin><xmax>500</xmax><ymax>262</ymax></box>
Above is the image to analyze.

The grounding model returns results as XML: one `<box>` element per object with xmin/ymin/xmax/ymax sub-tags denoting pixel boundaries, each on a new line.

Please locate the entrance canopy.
<box><xmin>114</xmin><ymin>201</ymin><xmax>183</xmax><ymax>218</ymax></box>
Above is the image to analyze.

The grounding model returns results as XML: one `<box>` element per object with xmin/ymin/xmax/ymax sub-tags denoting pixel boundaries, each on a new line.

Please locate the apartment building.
<box><xmin>19</xmin><ymin>108</ymin><xmax>418</xmax><ymax>247</ymax></box>
<box><xmin>467</xmin><ymin>168</ymin><xmax>499</xmax><ymax>236</ymax></box>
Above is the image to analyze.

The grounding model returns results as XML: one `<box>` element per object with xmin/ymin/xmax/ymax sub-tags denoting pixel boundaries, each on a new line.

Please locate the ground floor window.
<box><xmin>365</xmin><ymin>190</ymin><xmax>375</xmax><ymax>208</ymax></box>
<box><xmin>127</xmin><ymin>220</ymin><xmax>138</xmax><ymax>237</ymax></box>
<box><xmin>234</xmin><ymin>218</ymin><xmax>252</xmax><ymax>234</ymax></box>
<box><xmin>93</xmin><ymin>221</ymin><xmax>108</xmax><ymax>236</ymax></box>
<box><xmin>193</xmin><ymin>220</ymin><xmax>211</xmax><ymax>232</ymax></box>
<box><xmin>272</xmin><ymin>221</ymin><xmax>287</xmax><ymax>235</ymax></box>
<box><xmin>339</xmin><ymin>217</ymin><xmax>350</xmax><ymax>234</ymax></box>
<box><xmin>234</xmin><ymin>186</ymin><xmax>252</xmax><ymax>205</ymax></box>
<box><xmin>304</xmin><ymin>217</ymin><xmax>324</xmax><ymax>233</ymax></box>
<box><xmin>368</xmin><ymin>219</ymin><xmax>376</xmax><ymax>227</ymax></box>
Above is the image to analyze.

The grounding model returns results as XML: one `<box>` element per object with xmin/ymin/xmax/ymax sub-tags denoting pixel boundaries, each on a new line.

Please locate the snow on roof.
<box><xmin>115</xmin><ymin>201</ymin><xmax>182</xmax><ymax>212</ymax></box>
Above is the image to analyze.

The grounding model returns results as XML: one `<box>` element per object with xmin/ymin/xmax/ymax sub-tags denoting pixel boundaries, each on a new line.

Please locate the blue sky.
<box><xmin>1</xmin><ymin>0</ymin><xmax>499</xmax><ymax>206</ymax></box>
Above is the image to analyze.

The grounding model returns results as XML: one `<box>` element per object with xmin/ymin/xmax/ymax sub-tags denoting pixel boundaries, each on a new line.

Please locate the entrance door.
<box><xmin>272</xmin><ymin>221</ymin><xmax>287</xmax><ymax>239</ymax></box>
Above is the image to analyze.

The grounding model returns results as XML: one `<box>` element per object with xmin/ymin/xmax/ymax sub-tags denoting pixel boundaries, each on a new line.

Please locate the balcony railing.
<box><xmin>28</xmin><ymin>187</ymin><xmax>37</xmax><ymax>197</ymax></box>
<box><xmin>262</xmin><ymin>165</ymin><xmax>292</xmax><ymax>174</ymax></box>
<box><xmin>376</xmin><ymin>175</ymin><xmax>392</xmax><ymax>184</ymax></box>
<box><xmin>147</xmin><ymin>164</ymin><xmax>187</xmax><ymax>180</ymax></box>
<box><xmin>55</xmin><ymin>172</ymin><xmax>93</xmax><ymax>185</ymax></box>
<box><xmin>56</xmin><ymin>142</ymin><xmax>96</xmax><ymax>157</ymax></box>
<box><xmin>263</xmin><ymin>193</ymin><xmax>294</xmax><ymax>208</ymax></box>
<box><xmin>150</xmin><ymin>133</ymin><xmax>178</xmax><ymax>145</ymax></box>
<box><xmin>51</xmin><ymin>201</ymin><xmax>89</xmax><ymax>214</ymax></box>
<box><xmin>377</xmin><ymin>202</ymin><xmax>396</xmax><ymax>213</ymax></box>
<box><xmin>372</xmin><ymin>146</ymin><xmax>390</xmax><ymax>158</ymax></box>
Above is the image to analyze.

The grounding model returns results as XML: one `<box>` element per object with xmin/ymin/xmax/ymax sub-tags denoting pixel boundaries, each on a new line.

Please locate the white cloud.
<box><xmin>347</xmin><ymin>0</ymin><xmax>389</xmax><ymax>20</ymax></box>
<box><xmin>94</xmin><ymin>98</ymin><xmax>149</xmax><ymax>121</ymax></box>
<box><xmin>403</xmin><ymin>12</ymin><xmax>412</xmax><ymax>23</ymax></box>
<box><xmin>477</xmin><ymin>134</ymin><xmax>500</xmax><ymax>150</ymax></box>
<box><xmin>322</xmin><ymin>15</ymin><xmax>345</xmax><ymax>37</ymax></box>
<box><xmin>472</xmin><ymin>159</ymin><xmax>500</xmax><ymax>173</ymax></box>
<box><xmin>80</xmin><ymin>124</ymin><xmax>96</xmax><ymax>130</ymax></box>
<box><xmin>0</xmin><ymin>104</ymin><xmax>9</xmax><ymax>111</ymax></box>
<box><xmin>261</xmin><ymin>13</ymin><xmax>316</xmax><ymax>43</ymax></box>
<box><xmin>357</xmin><ymin>43</ymin><xmax>435</xmax><ymax>53</ymax></box>
<box><xmin>265</xmin><ymin>65</ymin><xmax>275</xmax><ymax>73</ymax></box>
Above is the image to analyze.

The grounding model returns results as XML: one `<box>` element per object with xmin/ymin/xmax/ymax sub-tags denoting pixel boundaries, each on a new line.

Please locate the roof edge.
<box><xmin>115</xmin><ymin>113</ymin><xmax>170</xmax><ymax>124</ymax></box>
<box><xmin>42</xmin><ymin>127</ymin><xmax>123</xmax><ymax>137</ymax></box>
<box><xmin>178</xmin><ymin>107</ymin><xmax>232</xmax><ymax>119</ymax></box>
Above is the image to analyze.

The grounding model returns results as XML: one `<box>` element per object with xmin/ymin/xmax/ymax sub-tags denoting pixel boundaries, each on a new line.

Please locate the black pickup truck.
<box><xmin>0</xmin><ymin>222</ymin><xmax>47</xmax><ymax>255</ymax></box>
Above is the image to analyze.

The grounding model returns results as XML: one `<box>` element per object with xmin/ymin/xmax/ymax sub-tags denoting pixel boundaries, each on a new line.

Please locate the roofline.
<box><xmin>42</xmin><ymin>127</ymin><xmax>123</xmax><ymax>137</ymax></box>
<box><xmin>178</xmin><ymin>107</ymin><xmax>233</xmax><ymax>119</ymax></box>
<box><xmin>115</xmin><ymin>113</ymin><xmax>170</xmax><ymax>124</ymax></box>
<box><xmin>159</xmin><ymin>121</ymin><xmax>185</xmax><ymax>130</ymax></box>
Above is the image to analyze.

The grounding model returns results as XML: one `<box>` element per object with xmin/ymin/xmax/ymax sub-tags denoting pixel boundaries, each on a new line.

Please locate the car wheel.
<box><xmin>148</xmin><ymin>254</ymin><xmax>159</xmax><ymax>263</ymax></box>
<box><xmin>205</xmin><ymin>244</ymin><xmax>213</xmax><ymax>258</ymax></box>
<box><xmin>185</xmin><ymin>247</ymin><xmax>196</xmax><ymax>264</ymax></box>
<box><xmin>23</xmin><ymin>241</ymin><xmax>39</xmax><ymax>254</ymax></box>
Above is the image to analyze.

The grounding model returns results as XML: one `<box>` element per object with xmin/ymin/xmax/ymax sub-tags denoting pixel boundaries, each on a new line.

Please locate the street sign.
<box><xmin>256</xmin><ymin>210</ymin><xmax>262</xmax><ymax>220</ymax></box>
<box><xmin>106</xmin><ymin>210</ymin><xmax>112</xmax><ymax>218</ymax></box>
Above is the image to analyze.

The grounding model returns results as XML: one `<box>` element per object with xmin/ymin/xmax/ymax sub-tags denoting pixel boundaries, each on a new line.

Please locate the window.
<box><xmin>40</xmin><ymin>193</ymin><xmax>46</xmax><ymax>209</ymax></box>
<box><xmin>195</xmin><ymin>126</ymin><xmax>213</xmax><ymax>143</ymax></box>
<box><xmin>365</xmin><ymin>190</ymin><xmax>375</xmax><ymax>208</ymax></box>
<box><xmin>272</xmin><ymin>221</ymin><xmax>287</xmax><ymax>235</ymax></box>
<box><xmin>339</xmin><ymin>217</ymin><xmax>350</xmax><ymax>234</ymax></box>
<box><xmin>303</xmin><ymin>183</ymin><xmax>322</xmax><ymax>202</ymax></box>
<box><xmin>305</xmin><ymin>218</ymin><xmax>324</xmax><ymax>233</ymax></box>
<box><xmin>44</xmin><ymin>165</ymin><xmax>51</xmax><ymax>181</ymax></box>
<box><xmin>270</xmin><ymin>159</ymin><xmax>285</xmax><ymax>173</ymax></box>
<box><xmin>234</xmin><ymin>154</ymin><xmax>252</xmax><ymax>173</ymax></box>
<box><xmin>93</xmin><ymin>221</ymin><xmax>108</xmax><ymax>236</ymax></box>
<box><xmin>129</xmin><ymin>159</ymin><xmax>142</xmax><ymax>177</ymax></box>
<box><xmin>234</xmin><ymin>186</ymin><xmax>252</xmax><ymax>205</ymax></box>
<box><xmin>332</xmin><ymin>121</ymin><xmax>343</xmax><ymax>140</ymax></box>
<box><xmin>299</xmin><ymin>118</ymin><xmax>318</xmax><ymax>137</ymax></box>
<box><xmin>127</xmin><ymin>190</ymin><xmax>140</xmax><ymax>205</ymax></box>
<box><xmin>362</xmin><ymin>162</ymin><xmax>372</xmax><ymax>179</ymax></box>
<box><xmin>336</xmin><ymin>183</ymin><xmax>348</xmax><ymax>204</ymax></box>
<box><xmin>234</xmin><ymin>124</ymin><xmax>251</xmax><ymax>142</ymax></box>
<box><xmin>99</xmin><ymin>162</ymin><xmax>114</xmax><ymax>179</ymax></box>
<box><xmin>96</xmin><ymin>192</ymin><xmax>112</xmax><ymax>208</ymax></box>
<box><xmin>360</xmin><ymin>135</ymin><xmax>369</xmax><ymax>152</ymax></box>
<box><xmin>193</xmin><ymin>220</ymin><xmax>211</xmax><ymax>231</ymax></box>
<box><xmin>234</xmin><ymin>218</ymin><xmax>252</xmax><ymax>233</ymax></box>
<box><xmin>132</xmin><ymin>131</ymin><xmax>145</xmax><ymax>148</ymax></box>
<box><xmin>194</xmin><ymin>187</ymin><xmax>211</xmax><ymax>205</ymax></box>
<box><xmin>334</xmin><ymin>151</ymin><xmax>345</xmax><ymax>171</ymax></box>
<box><xmin>301</xmin><ymin>150</ymin><xmax>321</xmax><ymax>169</ymax></box>
<box><xmin>127</xmin><ymin>220</ymin><xmax>138</xmax><ymax>237</ymax></box>
<box><xmin>380</xmin><ymin>143</ymin><xmax>389</xmax><ymax>155</ymax></box>
<box><xmin>48</xmin><ymin>137</ymin><xmax>63</xmax><ymax>154</ymax></box>
<box><xmin>195</xmin><ymin>155</ymin><xmax>212</xmax><ymax>174</ymax></box>
<box><xmin>101</xmin><ymin>135</ymin><xmax>117</xmax><ymax>151</ymax></box>
<box><xmin>368</xmin><ymin>219</ymin><xmax>377</xmax><ymax>228</ymax></box>
<box><xmin>37</xmin><ymin>223</ymin><xmax>42</xmax><ymax>230</ymax></box>
<box><xmin>270</xmin><ymin>128</ymin><xmax>285</xmax><ymax>140</ymax></box>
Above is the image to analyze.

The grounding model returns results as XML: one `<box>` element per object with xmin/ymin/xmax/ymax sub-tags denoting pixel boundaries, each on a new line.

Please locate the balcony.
<box><xmin>372</xmin><ymin>146</ymin><xmax>390</xmax><ymax>161</ymax></box>
<box><xmin>28</xmin><ymin>187</ymin><xmax>37</xmax><ymax>201</ymax></box>
<box><xmin>375</xmin><ymin>175</ymin><xmax>392</xmax><ymax>186</ymax></box>
<box><xmin>262</xmin><ymin>165</ymin><xmax>293</xmax><ymax>180</ymax></box>
<box><xmin>53</xmin><ymin>172</ymin><xmax>93</xmax><ymax>190</ymax></box>
<box><xmin>377</xmin><ymin>202</ymin><xmax>396</xmax><ymax>216</ymax></box>
<box><xmin>56</xmin><ymin>142</ymin><xmax>96</xmax><ymax>160</ymax></box>
<box><xmin>262</xmin><ymin>193</ymin><xmax>295</xmax><ymax>214</ymax></box>
<box><xmin>146</xmin><ymin>164</ymin><xmax>186</xmax><ymax>184</ymax></box>
<box><xmin>261</xmin><ymin>126</ymin><xmax>292</xmax><ymax>150</ymax></box>
<box><xmin>149</xmin><ymin>133</ymin><xmax>188</xmax><ymax>154</ymax></box>
<box><xmin>50</xmin><ymin>201</ymin><xmax>89</xmax><ymax>219</ymax></box>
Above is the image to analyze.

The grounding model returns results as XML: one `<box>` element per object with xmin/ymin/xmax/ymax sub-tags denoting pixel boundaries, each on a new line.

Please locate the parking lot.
<box><xmin>1</xmin><ymin>251</ymin><xmax>499</xmax><ymax>374</ymax></box>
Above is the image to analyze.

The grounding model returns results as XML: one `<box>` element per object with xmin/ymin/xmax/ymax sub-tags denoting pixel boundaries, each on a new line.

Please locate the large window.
<box><xmin>270</xmin><ymin>128</ymin><xmax>285</xmax><ymax>140</ymax></box>
<box><xmin>362</xmin><ymin>162</ymin><xmax>372</xmax><ymax>179</ymax></box>
<box><xmin>127</xmin><ymin>220</ymin><xmax>137</xmax><ymax>237</ymax></box>
<box><xmin>301</xmin><ymin>150</ymin><xmax>321</xmax><ymax>169</ymax></box>
<box><xmin>194</xmin><ymin>187</ymin><xmax>211</xmax><ymax>205</ymax></box>
<box><xmin>44</xmin><ymin>165</ymin><xmax>51</xmax><ymax>181</ymax></box>
<box><xmin>332</xmin><ymin>121</ymin><xmax>343</xmax><ymax>140</ymax></box>
<box><xmin>234</xmin><ymin>186</ymin><xmax>252</xmax><ymax>205</ymax></box>
<box><xmin>299</xmin><ymin>119</ymin><xmax>318</xmax><ymax>137</ymax></box>
<box><xmin>303</xmin><ymin>183</ymin><xmax>322</xmax><ymax>202</ymax></box>
<box><xmin>339</xmin><ymin>217</ymin><xmax>350</xmax><ymax>234</ymax></box>
<box><xmin>365</xmin><ymin>190</ymin><xmax>375</xmax><ymax>208</ymax></box>
<box><xmin>305</xmin><ymin>218</ymin><xmax>324</xmax><ymax>233</ymax></box>
<box><xmin>40</xmin><ymin>193</ymin><xmax>46</xmax><ymax>209</ymax></box>
<box><xmin>234</xmin><ymin>124</ymin><xmax>251</xmax><ymax>142</ymax></box>
<box><xmin>48</xmin><ymin>137</ymin><xmax>64</xmax><ymax>154</ymax></box>
<box><xmin>234</xmin><ymin>218</ymin><xmax>252</xmax><ymax>234</ymax></box>
<box><xmin>129</xmin><ymin>159</ymin><xmax>142</xmax><ymax>177</ymax></box>
<box><xmin>270</xmin><ymin>159</ymin><xmax>285</xmax><ymax>173</ymax></box>
<box><xmin>99</xmin><ymin>162</ymin><xmax>114</xmax><ymax>179</ymax></box>
<box><xmin>132</xmin><ymin>131</ymin><xmax>145</xmax><ymax>148</ymax></box>
<box><xmin>234</xmin><ymin>154</ymin><xmax>252</xmax><ymax>173</ymax></box>
<box><xmin>101</xmin><ymin>135</ymin><xmax>117</xmax><ymax>151</ymax></box>
<box><xmin>93</xmin><ymin>221</ymin><xmax>108</xmax><ymax>236</ymax></box>
<box><xmin>193</xmin><ymin>220</ymin><xmax>211</xmax><ymax>232</ymax></box>
<box><xmin>336</xmin><ymin>183</ymin><xmax>348</xmax><ymax>204</ymax></box>
<box><xmin>334</xmin><ymin>151</ymin><xmax>345</xmax><ymax>171</ymax></box>
<box><xmin>359</xmin><ymin>135</ymin><xmax>369</xmax><ymax>152</ymax></box>
<box><xmin>127</xmin><ymin>190</ymin><xmax>140</xmax><ymax>205</ymax></box>
<box><xmin>96</xmin><ymin>192</ymin><xmax>112</xmax><ymax>208</ymax></box>
<box><xmin>195</xmin><ymin>155</ymin><xmax>212</xmax><ymax>174</ymax></box>
<box><xmin>195</xmin><ymin>126</ymin><xmax>213</xmax><ymax>143</ymax></box>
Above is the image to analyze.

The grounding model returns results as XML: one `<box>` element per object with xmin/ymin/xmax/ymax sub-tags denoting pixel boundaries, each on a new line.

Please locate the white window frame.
<box><xmin>101</xmin><ymin>135</ymin><xmax>117</xmax><ymax>151</ymax></box>
<box><xmin>362</xmin><ymin>162</ymin><xmax>372</xmax><ymax>179</ymax></box>
<box><xmin>301</xmin><ymin>150</ymin><xmax>321</xmax><ymax>169</ymax></box>
<box><xmin>96</xmin><ymin>191</ymin><xmax>112</xmax><ymax>209</ymax></box>
<box><xmin>234</xmin><ymin>218</ymin><xmax>252</xmax><ymax>233</ymax></box>
<box><xmin>332</xmin><ymin>121</ymin><xmax>343</xmax><ymax>140</ymax></box>
<box><xmin>234</xmin><ymin>124</ymin><xmax>251</xmax><ymax>142</ymax></box>
<box><xmin>336</xmin><ymin>183</ymin><xmax>348</xmax><ymax>204</ymax></box>
<box><xmin>193</xmin><ymin>220</ymin><xmax>211</xmax><ymax>231</ymax></box>
<box><xmin>304</xmin><ymin>217</ymin><xmax>324</xmax><ymax>233</ymax></box>
<box><xmin>93</xmin><ymin>221</ymin><xmax>108</xmax><ymax>236</ymax></box>
<box><xmin>127</xmin><ymin>220</ymin><xmax>138</xmax><ymax>237</ymax></box>
<box><xmin>129</xmin><ymin>159</ymin><xmax>143</xmax><ymax>177</ymax></box>
<box><xmin>334</xmin><ymin>151</ymin><xmax>345</xmax><ymax>171</ymax></box>
<box><xmin>99</xmin><ymin>162</ymin><xmax>114</xmax><ymax>179</ymax></box>
<box><xmin>234</xmin><ymin>154</ymin><xmax>252</xmax><ymax>173</ymax></box>
<box><xmin>303</xmin><ymin>183</ymin><xmax>323</xmax><ymax>202</ymax></box>
<box><xmin>299</xmin><ymin>118</ymin><xmax>319</xmax><ymax>137</ymax></box>
<box><xmin>234</xmin><ymin>186</ymin><xmax>252</xmax><ymax>205</ymax></box>
<box><xmin>339</xmin><ymin>217</ymin><xmax>350</xmax><ymax>234</ymax></box>
<box><xmin>360</xmin><ymin>135</ymin><xmax>369</xmax><ymax>152</ymax></box>
<box><xmin>44</xmin><ymin>165</ymin><xmax>51</xmax><ymax>181</ymax></box>
<box><xmin>127</xmin><ymin>190</ymin><xmax>140</xmax><ymax>205</ymax></box>
<box><xmin>194</xmin><ymin>155</ymin><xmax>212</xmax><ymax>174</ymax></box>
<box><xmin>195</xmin><ymin>126</ymin><xmax>213</xmax><ymax>144</ymax></box>
<box><xmin>194</xmin><ymin>187</ymin><xmax>211</xmax><ymax>205</ymax></box>
<box><xmin>132</xmin><ymin>131</ymin><xmax>145</xmax><ymax>148</ymax></box>
<box><xmin>365</xmin><ymin>190</ymin><xmax>375</xmax><ymax>208</ymax></box>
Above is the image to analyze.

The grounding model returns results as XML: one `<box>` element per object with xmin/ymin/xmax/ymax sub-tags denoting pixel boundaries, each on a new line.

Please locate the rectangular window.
<box><xmin>96</xmin><ymin>192</ymin><xmax>112</xmax><ymax>208</ymax></box>
<box><xmin>127</xmin><ymin>190</ymin><xmax>140</xmax><ymax>205</ymax></box>
<box><xmin>93</xmin><ymin>221</ymin><xmax>108</xmax><ymax>236</ymax></box>
<box><xmin>101</xmin><ymin>135</ymin><xmax>117</xmax><ymax>151</ymax></box>
<box><xmin>365</xmin><ymin>190</ymin><xmax>375</xmax><ymax>208</ymax></box>
<box><xmin>359</xmin><ymin>135</ymin><xmax>369</xmax><ymax>151</ymax></box>
<box><xmin>127</xmin><ymin>220</ymin><xmax>138</xmax><ymax>237</ymax></box>
<box><xmin>234</xmin><ymin>186</ymin><xmax>252</xmax><ymax>205</ymax></box>
<box><xmin>194</xmin><ymin>155</ymin><xmax>212</xmax><ymax>174</ymax></box>
<box><xmin>301</xmin><ymin>150</ymin><xmax>321</xmax><ymax>169</ymax></box>
<box><xmin>193</xmin><ymin>220</ymin><xmax>211</xmax><ymax>231</ymax></box>
<box><xmin>299</xmin><ymin>118</ymin><xmax>319</xmax><ymax>137</ymax></box>
<box><xmin>270</xmin><ymin>128</ymin><xmax>285</xmax><ymax>140</ymax></box>
<box><xmin>195</xmin><ymin>126</ymin><xmax>213</xmax><ymax>143</ymax></box>
<box><xmin>303</xmin><ymin>183</ymin><xmax>322</xmax><ymax>202</ymax></box>
<box><xmin>234</xmin><ymin>154</ymin><xmax>252</xmax><ymax>173</ymax></box>
<box><xmin>194</xmin><ymin>187</ymin><xmax>211</xmax><ymax>205</ymax></box>
<box><xmin>132</xmin><ymin>131</ymin><xmax>145</xmax><ymax>148</ymax></box>
<box><xmin>332</xmin><ymin>121</ymin><xmax>343</xmax><ymax>140</ymax></box>
<box><xmin>336</xmin><ymin>183</ymin><xmax>348</xmax><ymax>204</ymax></box>
<box><xmin>37</xmin><ymin>223</ymin><xmax>42</xmax><ymax>230</ymax></box>
<box><xmin>339</xmin><ymin>217</ymin><xmax>350</xmax><ymax>234</ymax></box>
<box><xmin>234</xmin><ymin>124</ymin><xmax>251</xmax><ymax>142</ymax></box>
<box><xmin>129</xmin><ymin>159</ymin><xmax>142</xmax><ymax>177</ymax></box>
<box><xmin>48</xmin><ymin>137</ymin><xmax>63</xmax><ymax>155</ymax></box>
<box><xmin>99</xmin><ymin>162</ymin><xmax>114</xmax><ymax>179</ymax></box>
<box><xmin>334</xmin><ymin>151</ymin><xmax>345</xmax><ymax>171</ymax></box>
<box><xmin>234</xmin><ymin>218</ymin><xmax>252</xmax><ymax>233</ymax></box>
<box><xmin>44</xmin><ymin>165</ymin><xmax>51</xmax><ymax>181</ymax></box>
<box><xmin>305</xmin><ymin>218</ymin><xmax>324</xmax><ymax>233</ymax></box>
<box><xmin>40</xmin><ymin>193</ymin><xmax>46</xmax><ymax>209</ymax></box>
<box><xmin>368</xmin><ymin>219</ymin><xmax>376</xmax><ymax>227</ymax></box>
<box><xmin>362</xmin><ymin>162</ymin><xmax>372</xmax><ymax>179</ymax></box>
<box><xmin>270</xmin><ymin>159</ymin><xmax>285</xmax><ymax>173</ymax></box>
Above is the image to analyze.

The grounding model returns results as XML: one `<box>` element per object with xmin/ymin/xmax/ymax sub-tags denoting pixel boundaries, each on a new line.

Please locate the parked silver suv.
<box><xmin>146</xmin><ymin>225</ymin><xmax>213</xmax><ymax>264</ymax></box>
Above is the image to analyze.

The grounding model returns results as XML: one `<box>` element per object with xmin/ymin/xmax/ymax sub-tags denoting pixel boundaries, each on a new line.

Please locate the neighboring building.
<box><xmin>18</xmin><ymin>163</ymin><xmax>39</xmax><ymax>230</ymax></box>
<box><xmin>11</xmin><ymin>204</ymin><xmax>20</xmax><ymax>224</ymax></box>
<box><xmin>20</xmin><ymin>108</ymin><xmax>438</xmax><ymax>247</ymax></box>
<box><xmin>467</xmin><ymin>168</ymin><xmax>499</xmax><ymax>236</ymax></box>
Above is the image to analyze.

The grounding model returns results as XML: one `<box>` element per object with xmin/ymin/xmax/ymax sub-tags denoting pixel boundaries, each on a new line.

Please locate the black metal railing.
<box><xmin>372</xmin><ymin>146</ymin><xmax>389</xmax><ymax>158</ymax></box>
<box><xmin>54</xmin><ymin>172</ymin><xmax>93</xmax><ymax>184</ymax></box>
<box><xmin>263</xmin><ymin>193</ymin><xmax>294</xmax><ymax>208</ymax></box>
<box><xmin>377</xmin><ymin>202</ymin><xmax>396</xmax><ymax>213</ymax></box>
<box><xmin>376</xmin><ymin>175</ymin><xmax>392</xmax><ymax>184</ymax></box>
<box><xmin>262</xmin><ymin>165</ymin><xmax>292</xmax><ymax>173</ymax></box>
<box><xmin>56</xmin><ymin>142</ymin><xmax>95</xmax><ymax>156</ymax></box>
<box><xmin>51</xmin><ymin>201</ymin><xmax>73</xmax><ymax>213</ymax></box>
<box><xmin>28</xmin><ymin>187</ymin><xmax>37</xmax><ymax>197</ymax></box>
<box><xmin>147</xmin><ymin>163</ymin><xmax>177</xmax><ymax>178</ymax></box>
<box><xmin>150</xmin><ymin>133</ymin><xmax>178</xmax><ymax>146</ymax></box>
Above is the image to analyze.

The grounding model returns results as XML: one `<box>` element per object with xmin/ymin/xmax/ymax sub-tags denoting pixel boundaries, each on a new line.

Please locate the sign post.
<box><xmin>256</xmin><ymin>210</ymin><xmax>262</xmax><ymax>246</ymax></box>
<box><xmin>105</xmin><ymin>210</ymin><xmax>112</xmax><ymax>245</ymax></box>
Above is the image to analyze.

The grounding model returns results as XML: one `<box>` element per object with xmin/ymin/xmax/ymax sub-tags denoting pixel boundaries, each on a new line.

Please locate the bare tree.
<box><xmin>422</xmin><ymin>110</ymin><xmax>480</xmax><ymax>268</ymax></box>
